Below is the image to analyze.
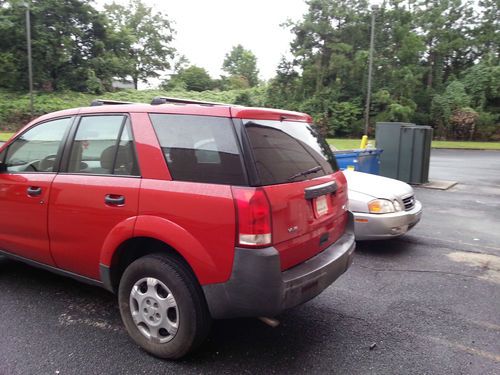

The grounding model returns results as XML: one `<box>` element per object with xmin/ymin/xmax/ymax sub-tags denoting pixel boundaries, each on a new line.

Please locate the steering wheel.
<box><xmin>39</xmin><ymin>154</ymin><xmax>58</xmax><ymax>171</ymax></box>
<box><xmin>23</xmin><ymin>162</ymin><xmax>38</xmax><ymax>172</ymax></box>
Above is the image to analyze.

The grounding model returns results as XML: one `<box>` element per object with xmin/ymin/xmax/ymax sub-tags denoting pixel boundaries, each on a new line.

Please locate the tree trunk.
<box><xmin>315</xmin><ymin>55</ymin><xmax>323</xmax><ymax>94</ymax></box>
<box><xmin>426</xmin><ymin>51</ymin><xmax>434</xmax><ymax>90</ymax></box>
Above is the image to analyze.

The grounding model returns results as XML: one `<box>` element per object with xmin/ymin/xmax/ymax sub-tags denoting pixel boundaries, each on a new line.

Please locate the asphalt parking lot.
<box><xmin>1</xmin><ymin>149</ymin><xmax>499</xmax><ymax>374</ymax></box>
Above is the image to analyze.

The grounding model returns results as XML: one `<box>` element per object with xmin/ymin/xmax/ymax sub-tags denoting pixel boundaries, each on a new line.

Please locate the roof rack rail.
<box><xmin>90</xmin><ymin>99</ymin><xmax>134</xmax><ymax>107</ymax></box>
<box><xmin>151</xmin><ymin>96</ymin><xmax>230</xmax><ymax>106</ymax></box>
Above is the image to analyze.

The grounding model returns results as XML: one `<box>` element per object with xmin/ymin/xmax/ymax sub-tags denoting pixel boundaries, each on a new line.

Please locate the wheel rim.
<box><xmin>129</xmin><ymin>277</ymin><xmax>179</xmax><ymax>344</ymax></box>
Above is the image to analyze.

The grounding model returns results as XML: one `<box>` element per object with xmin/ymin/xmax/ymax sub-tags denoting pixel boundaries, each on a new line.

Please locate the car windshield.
<box><xmin>243</xmin><ymin>119</ymin><xmax>338</xmax><ymax>185</ymax></box>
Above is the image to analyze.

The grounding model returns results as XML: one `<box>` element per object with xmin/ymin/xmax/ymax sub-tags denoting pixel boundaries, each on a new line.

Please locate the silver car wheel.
<box><xmin>129</xmin><ymin>277</ymin><xmax>179</xmax><ymax>344</ymax></box>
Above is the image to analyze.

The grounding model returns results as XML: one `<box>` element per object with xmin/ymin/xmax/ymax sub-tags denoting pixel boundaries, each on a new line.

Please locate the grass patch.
<box><xmin>0</xmin><ymin>132</ymin><xmax>14</xmax><ymax>141</ymax></box>
<box><xmin>431</xmin><ymin>140</ymin><xmax>500</xmax><ymax>150</ymax></box>
<box><xmin>327</xmin><ymin>138</ymin><xmax>362</xmax><ymax>150</ymax></box>
<box><xmin>327</xmin><ymin>138</ymin><xmax>500</xmax><ymax>150</ymax></box>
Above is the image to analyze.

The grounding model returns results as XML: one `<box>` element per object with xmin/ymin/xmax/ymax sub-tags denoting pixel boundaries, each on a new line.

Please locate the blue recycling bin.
<box><xmin>333</xmin><ymin>149</ymin><xmax>383</xmax><ymax>175</ymax></box>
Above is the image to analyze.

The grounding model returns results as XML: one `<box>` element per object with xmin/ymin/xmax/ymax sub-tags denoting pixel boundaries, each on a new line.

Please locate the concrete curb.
<box><xmin>418</xmin><ymin>180</ymin><xmax>458</xmax><ymax>190</ymax></box>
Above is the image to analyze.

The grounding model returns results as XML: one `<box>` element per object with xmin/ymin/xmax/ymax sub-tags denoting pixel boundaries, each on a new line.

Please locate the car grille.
<box><xmin>402</xmin><ymin>195</ymin><xmax>415</xmax><ymax>211</ymax></box>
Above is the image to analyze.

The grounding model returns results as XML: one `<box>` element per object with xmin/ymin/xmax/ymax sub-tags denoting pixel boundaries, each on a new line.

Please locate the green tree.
<box><xmin>414</xmin><ymin>0</ymin><xmax>476</xmax><ymax>91</ymax></box>
<box><xmin>288</xmin><ymin>0</ymin><xmax>369</xmax><ymax>97</ymax></box>
<box><xmin>431</xmin><ymin>81</ymin><xmax>472</xmax><ymax>138</ymax></box>
<box><xmin>0</xmin><ymin>0</ymin><xmax>113</xmax><ymax>91</ymax></box>
<box><xmin>266</xmin><ymin>57</ymin><xmax>301</xmax><ymax>109</ymax></box>
<box><xmin>104</xmin><ymin>0</ymin><xmax>176</xmax><ymax>89</ymax></box>
<box><xmin>273</xmin><ymin>0</ymin><xmax>499</xmax><ymax>139</ymax></box>
<box><xmin>0</xmin><ymin>52</ymin><xmax>17</xmax><ymax>88</ymax></box>
<box><xmin>461</xmin><ymin>54</ymin><xmax>500</xmax><ymax>111</ymax></box>
<box><xmin>474</xmin><ymin>0</ymin><xmax>499</xmax><ymax>59</ymax></box>
<box><xmin>281</xmin><ymin>0</ymin><xmax>370</xmax><ymax>131</ymax></box>
<box><xmin>460</xmin><ymin>54</ymin><xmax>499</xmax><ymax>140</ymax></box>
<box><xmin>222</xmin><ymin>44</ymin><xmax>260</xmax><ymax>87</ymax></box>
<box><xmin>165</xmin><ymin>65</ymin><xmax>214</xmax><ymax>92</ymax></box>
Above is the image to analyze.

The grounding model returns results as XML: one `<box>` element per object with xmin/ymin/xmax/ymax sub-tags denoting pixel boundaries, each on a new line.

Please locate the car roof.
<box><xmin>33</xmin><ymin>102</ymin><xmax>312</xmax><ymax>124</ymax></box>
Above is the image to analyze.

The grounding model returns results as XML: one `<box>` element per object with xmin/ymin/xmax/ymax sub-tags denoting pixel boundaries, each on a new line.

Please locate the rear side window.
<box><xmin>150</xmin><ymin>114</ymin><xmax>246</xmax><ymax>185</ymax></box>
<box><xmin>67</xmin><ymin>115</ymin><xmax>139</xmax><ymax>176</ymax></box>
<box><xmin>244</xmin><ymin>120</ymin><xmax>337</xmax><ymax>185</ymax></box>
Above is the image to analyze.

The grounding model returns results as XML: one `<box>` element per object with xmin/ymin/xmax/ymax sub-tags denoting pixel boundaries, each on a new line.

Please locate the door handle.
<box><xmin>105</xmin><ymin>194</ymin><xmax>125</xmax><ymax>206</ymax></box>
<box><xmin>27</xmin><ymin>186</ymin><xmax>42</xmax><ymax>197</ymax></box>
<box><xmin>304</xmin><ymin>181</ymin><xmax>337</xmax><ymax>200</ymax></box>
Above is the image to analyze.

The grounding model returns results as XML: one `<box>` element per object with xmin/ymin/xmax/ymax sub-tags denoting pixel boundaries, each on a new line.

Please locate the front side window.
<box><xmin>150</xmin><ymin>114</ymin><xmax>246</xmax><ymax>185</ymax></box>
<box><xmin>3</xmin><ymin>117</ymin><xmax>72</xmax><ymax>173</ymax></box>
<box><xmin>67</xmin><ymin>115</ymin><xmax>139</xmax><ymax>176</ymax></box>
<box><xmin>244</xmin><ymin>119</ymin><xmax>338</xmax><ymax>185</ymax></box>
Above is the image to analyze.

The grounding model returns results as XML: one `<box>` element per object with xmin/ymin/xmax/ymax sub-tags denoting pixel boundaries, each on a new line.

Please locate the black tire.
<box><xmin>118</xmin><ymin>253</ymin><xmax>211</xmax><ymax>359</ymax></box>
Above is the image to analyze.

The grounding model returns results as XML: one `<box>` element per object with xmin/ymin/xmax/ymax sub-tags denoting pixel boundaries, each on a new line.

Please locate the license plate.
<box><xmin>315</xmin><ymin>195</ymin><xmax>328</xmax><ymax>217</ymax></box>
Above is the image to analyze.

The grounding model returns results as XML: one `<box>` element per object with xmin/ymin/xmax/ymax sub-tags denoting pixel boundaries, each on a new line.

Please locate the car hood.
<box><xmin>343</xmin><ymin>170</ymin><xmax>414</xmax><ymax>200</ymax></box>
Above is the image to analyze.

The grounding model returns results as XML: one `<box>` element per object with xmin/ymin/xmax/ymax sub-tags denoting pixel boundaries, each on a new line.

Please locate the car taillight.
<box><xmin>231</xmin><ymin>187</ymin><xmax>272</xmax><ymax>248</ymax></box>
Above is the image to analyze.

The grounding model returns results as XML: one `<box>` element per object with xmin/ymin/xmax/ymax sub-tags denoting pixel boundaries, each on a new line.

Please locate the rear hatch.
<box><xmin>241</xmin><ymin>118</ymin><xmax>349</xmax><ymax>271</ymax></box>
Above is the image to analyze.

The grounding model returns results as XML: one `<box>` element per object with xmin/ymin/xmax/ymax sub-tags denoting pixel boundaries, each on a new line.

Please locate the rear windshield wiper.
<box><xmin>286</xmin><ymin>165</ymin><xmax>323</xmax><ymax>181</ymax></box>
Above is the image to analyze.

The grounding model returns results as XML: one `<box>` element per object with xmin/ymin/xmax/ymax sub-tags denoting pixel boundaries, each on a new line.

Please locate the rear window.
<box><xmin>244</xmin><ymin>119</ymin><xmax>338</xmax><ymax>185</ymax></box>
<box><xmin>150</xmin><ymin>114</ymin><xmax>246</xmax><ymax>185</ymax></box>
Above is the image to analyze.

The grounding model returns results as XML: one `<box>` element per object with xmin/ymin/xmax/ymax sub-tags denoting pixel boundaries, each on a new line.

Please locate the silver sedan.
<box><xmin>343</xmin><ymin>170</ymin><xmax>422</xmax><ymax>240</ymax></box>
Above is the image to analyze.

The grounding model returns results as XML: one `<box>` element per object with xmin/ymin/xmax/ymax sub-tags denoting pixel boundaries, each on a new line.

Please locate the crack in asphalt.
<box><xmin>358</xmin><ymin>264</ymin><xmax>477</xmax><ymax>279</ymax></box>
<box><xmin>402</xmin><ymin>234</ymin><xmax>500</xmax><ymax>255</ymax></box>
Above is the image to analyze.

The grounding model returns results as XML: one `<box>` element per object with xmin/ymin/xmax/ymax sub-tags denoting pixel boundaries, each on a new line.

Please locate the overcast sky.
<box><xmin>99</xmin><ymin>0</ymin><xmax>309</xmax><ymax>83</ymax></box>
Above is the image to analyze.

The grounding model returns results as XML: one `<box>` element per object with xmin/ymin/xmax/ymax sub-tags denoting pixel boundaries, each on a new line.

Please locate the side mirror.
<box><xmin>0</xmin><ymin>162</ymin><xmax>7</xmax><ymax>173</ymax></box>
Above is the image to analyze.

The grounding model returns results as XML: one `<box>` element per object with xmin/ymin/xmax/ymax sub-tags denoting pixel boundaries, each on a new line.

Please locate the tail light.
<box><xmin>231</xmin><ymin>187</ymin><xmax>272</xmax><ymax>248</ymax></box>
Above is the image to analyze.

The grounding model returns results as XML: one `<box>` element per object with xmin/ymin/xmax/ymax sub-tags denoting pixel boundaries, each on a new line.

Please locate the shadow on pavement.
<box><xmin>355</xmin><ymin>237</ymin><xmax>412</xmax><ymax>257</ymax></box>
<box><xmin>0</xmin><ymin>257</ymin><xmax>374</xmax><ymax>370</ymax></box>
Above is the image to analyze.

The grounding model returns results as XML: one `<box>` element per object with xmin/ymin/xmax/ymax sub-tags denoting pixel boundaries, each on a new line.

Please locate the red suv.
<box><xmin>0</xmin><ymin>97</ymin><xmax>355</xmax><ymax>358</ymax></box>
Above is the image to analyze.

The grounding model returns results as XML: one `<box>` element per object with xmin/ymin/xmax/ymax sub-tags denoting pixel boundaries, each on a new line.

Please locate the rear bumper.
<box><xmin>353</xmin><ymin>200</ymin><xmax>422</xmax><ymax>240</ymax></box>
<box><xmin>202</xmin><ymin>213</ymin><xmax>356</xmax><ymax>319</ymax></box>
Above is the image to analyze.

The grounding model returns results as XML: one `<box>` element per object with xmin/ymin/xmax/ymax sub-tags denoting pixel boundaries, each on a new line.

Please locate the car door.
<box><xmin>48</xmin><ymin>114</ymin><xmax>140</xmax><ymax>280</ymax></box>
<box><xmin>0</xmin><ymin>117</ymin><xmax>73</xmax><ymax>265</ymax></box>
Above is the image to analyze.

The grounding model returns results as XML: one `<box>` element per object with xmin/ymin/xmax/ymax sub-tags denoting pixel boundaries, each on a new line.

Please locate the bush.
<box><xmin>0</xmin><ymin>88</ymin><xmax>268</xmax><ymax>131</ymax></box>
<box><xmin>449</xmin><ymin>107</ymin><xmax>479</xmax><ymax>140</ymax></box>
<box><xmin>163</xmin><ymin>66</ymin><xmax>214</xmax><ymax>92</ymax></box>
<box><xmin>475</xmin><ymin>111</ymin><xmax>500</xmax><ymax>141</ymax></box>
<box><xmin>327</xmin><ymin>101</ymin><xmax>363</xmax><ymax>137</ymax></box>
